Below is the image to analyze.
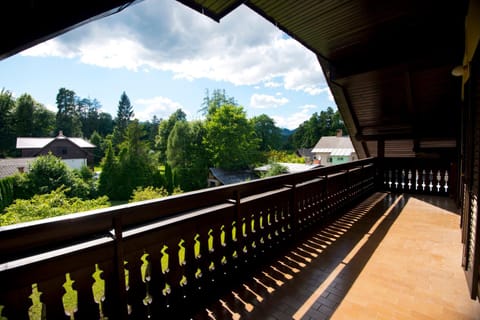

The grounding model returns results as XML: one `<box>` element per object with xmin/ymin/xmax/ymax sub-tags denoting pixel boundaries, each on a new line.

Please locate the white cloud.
<box><xmin>250</xmin><ymin>94</ymin><xmax>288</xmax><ymax>109</ymax></box>
<box><xmin>272</xmin><ymin>104</ymin><xmax>317</xmax><ymax>130</ymax></box>
<box><xmin>264</xmin><ymin>81</ymin><xmax>282</xmax><ymax>88</ymax></box>
<box><xmin>134</xmin><ymin>96</ymin><xmax>186</xmax><ymax>121</ymax></box>
<box><xmin>20</xmin><ymin>0</ymin><xmax>328</xmax><ymax>96</ymax></box>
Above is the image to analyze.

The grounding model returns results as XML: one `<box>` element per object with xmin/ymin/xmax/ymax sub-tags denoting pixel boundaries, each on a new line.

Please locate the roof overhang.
<box><xmin>0</xmin><ymin>0</ymin><xmax>469</xmax><ymax>159</ymax></box>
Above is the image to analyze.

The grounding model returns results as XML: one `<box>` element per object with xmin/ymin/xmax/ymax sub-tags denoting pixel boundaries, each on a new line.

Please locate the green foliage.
<box><xmin>266</xmin><ymin>150</ymin><xmax>305</xmax><ymax>163</ymax></box>
<box><xmin>155</xmin><ymin>109</ymin><xmax>187</xmax><ymax>163</ymax></box>
<box><xmin>261</xmin><ymin>163</ymin><xmax>288</xmax><ymax>178</ymax></box>
<box><xmin>89</xmin><ymin>131</ymin><xmax>104</xmax><ymax>165</ymax></box>
<box><xmin>200</xmin><ymin>89</ymin><xmax>237</xmax><ymax>117</ymax></box>
<box><xmin>21</xmin><ymin>153</ymin><xmax>91</xmax><ymax>199</ymax></box>
<box><xmin>167</xmin><ymin>121</ymin><xmax>208</xmax><ymax>191</ymax></box>
<box><xmin>115</xmin><ymin>91</ymin><xmax>134</xmax><ymax>139</ymax></box>
<box><xmin>32</xmin><ymin>103</ymin><xmax>55</xmax><ymax>137</ymax></box>
<box><xmin>129</xmin><ymin>186</ymin><xmax>169</xmax><ymax>203</ymax></box>
<box><xmin>56</xmin><ymin>87</ymin><xmax>82</xmax><ymax>137</ymax></box>
<box><xmin>0</xmin><ymin>176</ymin><xmax>15</xmax><ymax>212</ymax></box>
<box><xmin>98</xmin><ymin>140</ymin><xmax>118</xmax><ymax>198</ymax></box>
<box><xmin>204</xmin><ymin>104</ymin><xmax>261</xmax><ymax>170</ymax></box>
<box><xmin>0</xmin><ymin>89</ymin><xmax>16</xmax><ymax>156</ymax></box>
<box><xmin>15</xmin><ymin>94</ymin><xmax>35</xmax><ymax>137</ymax></box>
<box><xmin>164</xmin><ymin>162</ymin><xmax>174</xmax><ymax>194</ymax></box>
<box><xmin>290</xmin><ymin>107</ymin><xmax>347</xmax><ymax>149</ymax></box>
<box><xmin>251</xmin><ymin>114</ymin><xmax>282</xmax><ymax>151</ymax></box>
<box><xmin>0</xmin><ymin>187</ymin><xmax>109</xmax><ymax>226</ymax></box>
<box><xmin>99</xmin><ymin>121</ymin><xmax>162</xmax><ymax>201</ymax></box>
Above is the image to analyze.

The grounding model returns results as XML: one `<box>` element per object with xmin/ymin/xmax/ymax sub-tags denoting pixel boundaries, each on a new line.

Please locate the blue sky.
<box><xmin>0</xmin><ymin>0</ymin><xmax>336</xmax><ymax>130</ymax></box>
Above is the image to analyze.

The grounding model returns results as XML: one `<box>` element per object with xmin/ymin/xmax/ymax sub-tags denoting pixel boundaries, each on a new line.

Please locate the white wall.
<box><xmin>63</xmin><ymin>158</ymin><xmax>87</xmax><ymax>170</ymax></box>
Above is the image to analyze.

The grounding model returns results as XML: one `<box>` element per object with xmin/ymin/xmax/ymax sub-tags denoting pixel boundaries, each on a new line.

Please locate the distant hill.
<box><xmin>281</xmin><ymin>128</ymin><xmax>294</xmax><ymax>136</ymax></box>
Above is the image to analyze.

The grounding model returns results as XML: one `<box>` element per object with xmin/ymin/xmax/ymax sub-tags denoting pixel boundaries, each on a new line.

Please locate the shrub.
<box><xmin>0</xmin><ymin>187</ymin><xmax>110</xmax><ymax>226</ymax></box>
<box><xmin>129</xmin><ymin>186</ymin><xmax>169</xmax><ymax>203</ymax></box>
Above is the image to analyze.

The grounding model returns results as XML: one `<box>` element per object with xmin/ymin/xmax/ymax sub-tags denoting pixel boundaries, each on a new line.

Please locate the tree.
<box><xmin>290</xmin><ymin>108</ymin><xmax>347</xmax><ymax>149</ymax></box>
<box><xmin>15</xmin><ymin>94</ymin><xmax>35</xmax><ymax>137</ymax></box>
<box><xmin>21</xmin><ymin>153</ymin><xmax>90</xmax><ymax>199</ymax></box>
<box><xmin>167</xmin><ymin>121</ymin><xmax>208</xmax><ymax>191</ymax></box>
<box><xmin>78</xmin><ymin>97</ymin><xmax>102</xmax><ymax>138</ymax></box>
<box><xmin>251</xmin><ymin>114</ymin><xmax>282</xmax><ymax>151</ymax></box>
<box><xmin>32</xmin><ymin>104</ymin><xmax>55</xmax><ymax>137</ymax></box>
<box><xmin>89</xmin><ymin>131</ymin><xmax>104</xmax><ymax>165</ymax></box>
<box><xmin>115</xmin><ymin>91</ymin><xmax>134</xmax><ymax>138</ymax></box>
<box><xmin>204</xmin><ymin>105</ymin><xmax>261</xmax><ymax>170</ymax></box>
<box><xmin>97</xmin><ymin>112</ymin><xmax>114</xmax><ymax>136</ymax></box>
<box><xmin>0</xmin><ymin>89</ymin><xmax>16</xmax><ymax>156</ymax></box>
<box><xmin>155</xmin><ymin>109</ymin><xmax>187</xmax><ymax>163</ymax></box>
<box><xmin>56</xmin><ymin>88</ymin><xmax>82</xmax><ymax>136</ymax></box>
<box><xmin>98</xmin><ymin>140</ymin><xmax>118</xmax><ymax>199</ymax></box>
<box><xmin>100</xmin><ymin>121</ymin><xmax>162</xmax><ymax>200</ymax></box>
<box><xmin>200</xmin><ymin>89</ymin><xmax>237</xmax><ymax>117</ymax></box>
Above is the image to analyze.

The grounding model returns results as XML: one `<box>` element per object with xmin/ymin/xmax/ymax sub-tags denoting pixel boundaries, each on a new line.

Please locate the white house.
<box><xmin>311</xmin><ymin>130</ymin><xmax>357</xmax><ymax>166</ymax></box>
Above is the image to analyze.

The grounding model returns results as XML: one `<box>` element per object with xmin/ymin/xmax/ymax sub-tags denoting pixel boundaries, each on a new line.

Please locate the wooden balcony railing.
<box><xmin>0</xmin><ymin>157</ymin><xmax>450</xmax><ymax>319</ymax></box>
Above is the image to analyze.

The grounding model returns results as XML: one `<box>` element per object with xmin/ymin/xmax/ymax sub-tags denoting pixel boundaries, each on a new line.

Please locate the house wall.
<box><xmin>331</xmin><ymin>156</ymin><xmax>350</xmax><ymax>165</ymax></box>
<box><xmin>314</xmin><ymin>152</ymin><xmax>357</xmax><ymax>166</ymax></box>
<box><xmin>25</xmin><ymin>140</ymin><xmax>94</xmax><ymax>166</ymax></box>
<box><xmin>63</xmin><ymin>159</ymin><xmax>88</xmax><ymax>170</ymax></box>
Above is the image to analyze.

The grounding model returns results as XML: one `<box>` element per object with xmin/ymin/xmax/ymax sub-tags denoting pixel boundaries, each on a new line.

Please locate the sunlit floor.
<box><xmin>193</xmin><ymin>192</ymin><xmax>480</xmax><ymax>320</ymax></box>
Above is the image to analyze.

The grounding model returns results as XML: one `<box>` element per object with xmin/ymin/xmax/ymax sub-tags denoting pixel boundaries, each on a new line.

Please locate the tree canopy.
<box><xmin>204</xmin><ymin>104</ymin><xmax>261</xmax><ymax>170</ymax></box>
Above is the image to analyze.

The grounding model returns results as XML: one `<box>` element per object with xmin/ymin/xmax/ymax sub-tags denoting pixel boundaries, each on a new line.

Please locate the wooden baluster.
<box><xmin>148</xmin><ymin>245</ymin><xmax>168</xmax><ymax>318</ymax></box>
<box><xmin>436</xmin><ymin>170</ymin><xmax>442</xmax><ymax>193</ymax></box>
<box><xmin>408</xmin><ymin>169</ymin><xmax>412</xmax><ymax>190</ymax></box>
<box><xmin>388</xmin><ymin>169</ymin><xmax>393</xmax><ymax>189</ymax></box>
<box><xmin>37</xmin><ymin>275</ymin><xmax>70</xmax><ymax>320</ymax></box>
<box><xmin>415</xmin><ymin>169</ymin><xmax>419</xmax><ymax>190</ymax></box>
<box><xmin>428</xmin><ymin>169</ymin><xmax>434</xmax><ymax>192</ymax></box>
<box><xmin>0</xmin><ymin>286</ymin><xmax>32</xmax><ymax>320</ymax></box>
<box><xmin>97</xmin><ymin>260</ymin><xmax>123</xmax><ymax>319</ymax></box>
<box><xmin>71</xmin><ymin>266</ymin><xmax>99</xmax><ymax>319</ymax></box>
<box><xmin>125</xmin><ymin>251</ymin><xmax>148</xmax><ymax>319</ymax></box>
<box><xmin>182</xmin><ymin>233</ymin><xmax>199</xmax><ymax>315</ymax></box>
<box><xmin>421</xmin><ymin>169</ymin><xmax>426</xmax><ymax>191</ymax></box>
<box><xmin>444</xmin><ymin>170</ymin><xmax>449</xmax><ymax>193</ymax></box>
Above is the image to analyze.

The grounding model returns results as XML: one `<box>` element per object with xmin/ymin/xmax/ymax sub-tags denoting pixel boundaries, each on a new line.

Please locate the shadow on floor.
<box><xmin>193</xmin><ymin>192</ymin><xmax>408</xmax><ymax>320</ymax></box>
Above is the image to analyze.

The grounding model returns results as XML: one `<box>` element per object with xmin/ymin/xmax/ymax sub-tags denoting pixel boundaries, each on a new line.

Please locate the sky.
<box><xmin>0</xmin><ymin>0</ymin><xmax>336</xmax><ymax>130</ymax></box>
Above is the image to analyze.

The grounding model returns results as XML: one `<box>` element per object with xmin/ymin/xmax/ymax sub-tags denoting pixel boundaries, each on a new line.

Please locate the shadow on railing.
<box><xmin>0</xmin><ymin>159</ymin><xmax>377</xmax><ymax>319</ymax></box>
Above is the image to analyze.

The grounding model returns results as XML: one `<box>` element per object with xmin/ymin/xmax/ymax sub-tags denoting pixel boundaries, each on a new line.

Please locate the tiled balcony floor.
<box><xmin>194</xmin><ymin>192</ymin><xmax>480</xmax><ymax>320</ymax></box>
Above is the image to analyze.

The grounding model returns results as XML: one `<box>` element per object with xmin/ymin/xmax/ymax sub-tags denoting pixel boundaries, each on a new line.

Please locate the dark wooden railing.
<box><xmin>0</xmin><ymin>157</ymin><xmax>451</xmax><ymax>319</ymax></box>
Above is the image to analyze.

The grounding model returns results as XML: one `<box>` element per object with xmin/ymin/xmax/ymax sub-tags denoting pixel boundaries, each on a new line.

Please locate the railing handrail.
<box><xmin>0</xmin><ymin>158</ymin><xmax>375</xmax><ymax>263</ymax></box>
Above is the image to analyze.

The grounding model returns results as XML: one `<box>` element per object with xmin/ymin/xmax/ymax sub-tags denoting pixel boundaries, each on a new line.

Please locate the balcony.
<box><xmin>1</xmin><ymin>157</ymin><xmax>477</xmax><ymax>319</ymax></box>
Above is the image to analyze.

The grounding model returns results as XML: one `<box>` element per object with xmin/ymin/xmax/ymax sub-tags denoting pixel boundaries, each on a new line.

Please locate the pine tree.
<box><xmin>115</xmin><ymin>91</ymin><xmax>134</xmax><ymax>139</ymax></box>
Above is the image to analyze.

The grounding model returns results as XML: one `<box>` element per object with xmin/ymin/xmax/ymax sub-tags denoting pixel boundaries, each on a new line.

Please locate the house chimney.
<box><xmin>336</xmin><ymin>129</ymin><xmax>343</xmax><ymax>137</ymax></box>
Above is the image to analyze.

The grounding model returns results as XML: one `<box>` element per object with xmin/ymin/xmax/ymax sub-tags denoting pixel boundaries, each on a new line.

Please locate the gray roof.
<box><xmin>311</xmin><ymin>136</ymin><xmax>355</xmax><ymax>155</ymax></box>
<box><xmin>209</xmin><ymin>168</ymin><xmax>258</xmax><ymax>185</ymax></box>
<box><xmin>16</xmin><ymin>136</ymin><xmax>95</xmax><ymax>149</ymax></box>
<box><xmin>255</xmin><ymin>162</ymin><xmax>322</xmax><ymax>173</ymax></box>
<box><xmin>0</xmin><ymin>158</ymin><xmax>36</xmax><ymax>178</ymax></box>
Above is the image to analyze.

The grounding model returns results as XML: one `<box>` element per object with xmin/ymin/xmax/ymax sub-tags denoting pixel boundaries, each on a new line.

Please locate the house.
<box><xmin>0</xmin><ymin>158</ymin><xmax>36</xmax><ymax>179</ymax></box>
<box><xmin>208</xmin><ymin>167</ymin><xmax>258</xmax><ymax>187</ymax></box>
<box><xmin>311</xmin><ymin>129</ymin><xmax>357</xmax><ymax>166</ymax></box>
<box><xmin>255</xmin><ymin>162</ymin><xmax>322</xmax><ymax>174</ymax></box>
<box><xmin>296</xmin><ymin>148</ymin><xmax>314</xmax><ymax>164</ymax></box>
<box><xmin>16</xmin><ymin>131</ymin><xmax>96</xmax><ymax>169</ymax></box>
